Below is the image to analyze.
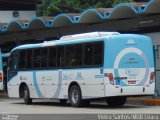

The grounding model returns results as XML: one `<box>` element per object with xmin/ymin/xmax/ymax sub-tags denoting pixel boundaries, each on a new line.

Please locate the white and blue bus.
<box><xmin>7</xmin><ymin>32</ymin><xmax>155</xmax><ymax>107</ymax></box>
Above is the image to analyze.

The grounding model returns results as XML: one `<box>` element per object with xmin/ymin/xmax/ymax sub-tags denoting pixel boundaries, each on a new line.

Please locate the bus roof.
<box><xmin>10</xmin><ymin>32</ymin><xmax>149</xmax><ymax>53</ymax></box>
<box><xmin>60</xmin><ymin>32</ymin><xmax>120</xmax><ymax>41</ymax></box>
<box><xmin>11</xmin><ymin>32</ymin><xmax>120</xmax><ymax>52</ymax></box>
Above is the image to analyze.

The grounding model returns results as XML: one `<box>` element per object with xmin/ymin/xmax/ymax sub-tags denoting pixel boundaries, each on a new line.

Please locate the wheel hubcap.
<box><xmin>72</xmin><ymin>89</ymin><xmax>79</xmax><ymax>103</ymax></box>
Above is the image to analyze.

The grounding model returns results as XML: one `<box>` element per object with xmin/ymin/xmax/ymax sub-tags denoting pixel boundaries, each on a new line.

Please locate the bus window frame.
<box><xmin>10</xmin><ymin>41</ymin><xmax>104</xmax><ymax>71</ymax></box>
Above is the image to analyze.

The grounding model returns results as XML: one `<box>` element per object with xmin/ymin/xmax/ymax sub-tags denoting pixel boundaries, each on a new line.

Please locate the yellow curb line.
<box><xmin>128</xmin><ymin>98</ymin><xmax>160</xmax><ymax>105</ymax></box>
<box><xmin>0</xmin><ymin>93</ymin><xmax>7</xmax><ymax>96</ymax></box>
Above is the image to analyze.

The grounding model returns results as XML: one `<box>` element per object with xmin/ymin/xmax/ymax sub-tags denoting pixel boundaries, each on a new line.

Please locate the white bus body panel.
<box><xmin>104</xmin><ymin>68</ymin><xmax>155</xmax><ymax>97</ymax></box>
<box><xmin>8</xmin><ymin>69</ymin><xmax>105</xmax><ymax>99</ymax></box>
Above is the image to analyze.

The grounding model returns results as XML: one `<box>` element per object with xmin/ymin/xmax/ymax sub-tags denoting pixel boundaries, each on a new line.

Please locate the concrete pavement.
<box><xmin>0</xmin><ymin>98</ymin><xmax>160</xmax><ymax>114</ymax></box>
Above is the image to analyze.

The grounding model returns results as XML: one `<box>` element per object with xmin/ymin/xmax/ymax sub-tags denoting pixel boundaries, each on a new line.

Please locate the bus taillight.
<box><xmin>0</xmin><ymin>72</ymin><xmax>3</xmax><ymax>82</ymax></box>
<box><xmin>150</xmin><ymin>72</ymin><xmax>154</xmax><ymax>84</ymax></box>
<box><xmin>109</xmin><ymin>73</ymin><xmax>114</xmax><ymax>85</ymax></box>
<box><xmin>104</xmin><ymin>73</ymin><xmax>114</xmax><ymax>85</ymax></box>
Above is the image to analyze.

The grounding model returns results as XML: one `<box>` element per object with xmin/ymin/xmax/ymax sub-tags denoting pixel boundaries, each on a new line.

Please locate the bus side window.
<box><xmin>41</xmin><ymin>48</ymin><xmax>48</xmax><ymax>68</ymax></box>
<box><xmin>84</xmin><ymin>43</ymin><xmax>93</xmax><ymax>66</ymax></box>
<box><xmin>33</xmin><ymin>48</ymin><xmax>41</xmax><ymax>68</ymax></box>
<box><xmin>75</xmin><ymin>44</ymin><xmax>83</xmax><ymax>67</ymax></box>
<box><xmin>26</xmin><ymin>49</ymin><xmax>32</xmax><ymax>69</ymax></box>
<box><xmin>48</xmin><ymin>47</ymin><xmax>57</xmax><ymax>68</ymax></box>
<box><xmin>94</xmin><ymin>42</ymin><xmax>104</xmax><ymax>65</ymax></box>
<box><xmin>57</xmin><ymin>46</ymin><xmax>64</xmax><ymax>67</ymax></box>
<box><xmin>19</xmin><ymin>50</ymin><xmax>27</xmax><ymax>69</ymax></box>
<box><xmin>66</xmin><ymin>45</ymin><xmax>75</xmax><ymax>67</ymax></box>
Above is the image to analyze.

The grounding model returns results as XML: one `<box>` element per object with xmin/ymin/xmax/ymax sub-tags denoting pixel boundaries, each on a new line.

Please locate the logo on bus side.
<box><xmin>126</xmin><ymin>39</ymin><xmax>136</xmax><ymax>45</ymax></box>
<box><xmin>75</xmin><ymin>72</ymin><xmax>84</xmax><ymax>80</ymax></box>
<box><xmin>42</xmin><ymin>76</ymin><xmax>53</xmax><ymax>81</ymax></box>
<box><xmin>63</xmin><ymin>72</ymin><xmax>84</xmax><ymax>80</ymax></box>
<box><xmin>63</xmin><ymin>73</ymin><xmax>74</xmax><ymax>80</ymax></box>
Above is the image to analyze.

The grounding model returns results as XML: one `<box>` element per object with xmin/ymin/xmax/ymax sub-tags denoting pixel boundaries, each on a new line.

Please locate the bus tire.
<box><xmin>24</xmin><ymin>85</ymin><xmax>32</xmax><ymax>105</ymax></box>
<box><xmin>69</xmin><ymin>85</ymin><xmax>83</xmax><ymax>107</ymax></box>
<box><xmin>106</xmin><ymin>96</ymin><xmax>126</xmax><ymax>107</ymax></box>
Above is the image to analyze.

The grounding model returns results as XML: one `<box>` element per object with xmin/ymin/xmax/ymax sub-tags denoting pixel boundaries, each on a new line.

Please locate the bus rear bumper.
<box><xmin>105</xmin><ymin>83</ymin><xmax>155</xmax><ymax>97</ymax></box>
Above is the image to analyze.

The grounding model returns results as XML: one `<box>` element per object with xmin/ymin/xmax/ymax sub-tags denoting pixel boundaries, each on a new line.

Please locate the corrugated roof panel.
<box><xmin>50</xmin><ymin>14</ymin><xmax>74</xmax><ymax>27</ymax></box>
<box><xmin>27</xmin><ymin>17</ymin><xmax>49</xmax><ymax>29</ymax></box>
<box><xmin>141</xmin><ymin>0</ymin><xmax>160</xmax><ymax>14</ymax></box>
<box><xmin>77</xmin><ymin>9</ymin><xmax>104</xmax><ymax>23</ymax></box>
<box><xmin>0</xmin><ymin>0</ymin><xmax>159</xmax><ymax>32</ymax></box>
<box><xmin>4</xmin><ymin>20</ymin><xmax>24</xmax><ymax>31</ymax></box>
<box><xmin>107</xmin><ymin>3</ymin><xmax>138</xmax><ymax>19</ymax></box>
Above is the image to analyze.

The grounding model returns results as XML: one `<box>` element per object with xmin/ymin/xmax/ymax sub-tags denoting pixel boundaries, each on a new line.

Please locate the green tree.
<box><xmin>37</xmin><ymin>0</ymin><xmax>50</xmax><ymax>16</ymax></box>
<box><xmin>37</xmin><ymin>0</ymin><xmax>135</xmax><ymax>16</ymax></box>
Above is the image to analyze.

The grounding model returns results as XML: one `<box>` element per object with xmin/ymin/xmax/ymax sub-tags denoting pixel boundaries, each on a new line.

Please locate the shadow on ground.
<box><xmin>11</xmin><ymin>100</ymin><xmax>150</xmax><ymax>109</ymax></box>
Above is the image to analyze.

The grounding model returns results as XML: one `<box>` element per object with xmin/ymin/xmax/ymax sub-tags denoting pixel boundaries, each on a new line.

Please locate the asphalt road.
<box><xmin>0</xmin><ymin>98</ymin><xmax>160</xmax><ymax>120</ymax></box>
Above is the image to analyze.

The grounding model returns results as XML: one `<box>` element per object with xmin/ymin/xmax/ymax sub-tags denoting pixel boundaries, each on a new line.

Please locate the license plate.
<box><xmin>128</xmin><ymin>80</ymin><xmax>136</xmax><ymax>84</ymax></box>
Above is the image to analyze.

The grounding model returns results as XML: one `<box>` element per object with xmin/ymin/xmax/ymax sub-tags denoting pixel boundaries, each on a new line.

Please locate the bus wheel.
<box><xmin>69</xmin><ymin>85</ymin><xmax>83</xmax><ymax>107</ymax></box>
<box><xmin>59</xmin><ymin>99</ymin><xmax>67</xmax><ymax>104</ymax></box>
<box><xmin>106</xmin><ymin>96</ymin><xmax>126</xmax><ymax>107</ymax></box>
<box><xmin>24</xmin><ymin>85</ymin><xmax>32</xmax><ymax>105</ymax></box>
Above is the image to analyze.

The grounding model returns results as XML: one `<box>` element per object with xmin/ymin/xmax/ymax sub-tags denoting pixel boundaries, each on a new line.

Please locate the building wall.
<box><xmin>145</xmin><ymin>32</ymin><xmax>160</xmax><ymax>97</ymax></box>
<box><xmin>145</xmin><ymin>32</ymin><xmax>160</xmax><ymax>70</ymax></box>
<box><xmin>146</xmin><ymin>32</ymin><xmax>160</xmax><ymax>46</ymax></box>
<box><xmin>0</xmin><ymin>11</ymin><xmax>36</xmax><ymax>23</ymax></box>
